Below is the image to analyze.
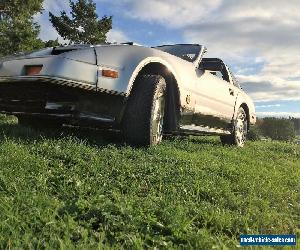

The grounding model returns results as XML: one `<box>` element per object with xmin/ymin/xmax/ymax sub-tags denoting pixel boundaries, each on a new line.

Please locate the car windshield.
<box><xmin>154</xmin><ymin>44</ymin><xmax>202</xmax><ymax>62</ymax></box>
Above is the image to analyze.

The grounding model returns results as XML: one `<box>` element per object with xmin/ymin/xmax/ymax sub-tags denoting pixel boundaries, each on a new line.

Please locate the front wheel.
<box><xmin>123</xmin><ymin>74</ymin><xmax>166</xmax><ymax>146</ymax></box>
<box><xmin>220</xmin><ymin>107</ymin><xmax>248</xmax><ymax>147</ymax></box>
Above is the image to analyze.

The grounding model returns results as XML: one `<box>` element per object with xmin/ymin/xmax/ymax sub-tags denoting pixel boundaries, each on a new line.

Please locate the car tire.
<box><xmin>18</xmin><ymin>116</ymin><xmax>63</xmax><ymax>130</ymax></box>
<box><xmin>220</xmin><ymin>107</ymin><xmax>248</xmax><ymax>147</ymax></box>
<box><xmin>123</xmin><ymin>74</ymin><xmax>166</xmax><ymax>146</ymax></box>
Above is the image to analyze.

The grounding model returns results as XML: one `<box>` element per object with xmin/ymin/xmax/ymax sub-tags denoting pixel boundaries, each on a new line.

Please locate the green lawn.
<box><xmin>0</xmin><ymin>114</ymin><xmax>299</xmax><ymax>249</ymax></box>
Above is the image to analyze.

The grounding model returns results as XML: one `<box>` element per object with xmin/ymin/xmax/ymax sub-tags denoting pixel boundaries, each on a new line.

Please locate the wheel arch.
<box><xmin>240</xmin><ymin>103</ymin><xmax>250</xmax><ymax>131</ymax></box>
<box><xmin>125</xmin><ymin>61</ymin><xmax>181</xmax><ymax>132</ymax></box>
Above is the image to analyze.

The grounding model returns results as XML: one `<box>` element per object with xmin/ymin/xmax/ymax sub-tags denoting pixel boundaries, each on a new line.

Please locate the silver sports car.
<box><xmin>0</xmin><ymin>43</ymin><xmax>256</xmax><ymax>146</ymax></box>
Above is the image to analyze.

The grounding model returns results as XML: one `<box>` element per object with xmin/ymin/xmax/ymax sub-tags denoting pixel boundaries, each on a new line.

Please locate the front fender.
<box><xmin>94</xmin><ymin>45</ymin><xmax>182</xmax><ymax>96</ymax></box>
<box><xmin>233</xmin><ymin>91</ymin><xmax>256</xmax><ymax>126</ymax></box>
<box><xmin>126</xmin><ymin>57</ymin><xmax>181</xmax><ymax>94</ymax></box>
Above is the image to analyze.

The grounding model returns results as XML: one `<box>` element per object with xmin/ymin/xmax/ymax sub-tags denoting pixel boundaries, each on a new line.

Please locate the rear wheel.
<box><xmin>220</xmin><ymin>107</ymin><xmax>248</xmax><ymax>147</ymax></box>
<box><xmin>123</xmin><ymin>74</ymin><xmax>166</xmax><ymax>146</ymax></box>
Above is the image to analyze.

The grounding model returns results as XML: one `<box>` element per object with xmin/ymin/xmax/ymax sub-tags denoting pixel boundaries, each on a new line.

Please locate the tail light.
<box><xmin>24</xmin><ymin>65</ymin><xmax>43</xmax><ymax>76</ymax></box>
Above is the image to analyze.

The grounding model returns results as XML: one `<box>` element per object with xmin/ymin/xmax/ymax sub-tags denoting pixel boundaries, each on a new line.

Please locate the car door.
<box><xmin>192</xmin><ymin>60</ymin><xmax>237</xmax><ymax>128</ymax></box>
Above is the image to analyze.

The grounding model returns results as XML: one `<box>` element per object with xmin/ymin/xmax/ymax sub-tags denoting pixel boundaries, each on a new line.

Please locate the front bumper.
<box><xmin>250</xmin><ymin>112</ymin><xmax>257</xmax><ymax>125</ymax></box>
<box><xmin>0</xmin><ymin>76</ymin><xmax>126</xmax><ymax>127</ymax></box>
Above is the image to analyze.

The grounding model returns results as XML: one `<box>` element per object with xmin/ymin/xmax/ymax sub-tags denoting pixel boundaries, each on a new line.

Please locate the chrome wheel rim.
<box><xmin>152</xmin><ymin>90</ymin><xmax>165</xmax><ymax>144</ymax></box>
<box><xmin>235</xmin><ymin>110</ymin><xmax>247</xmax><ymax>147</ymax></box>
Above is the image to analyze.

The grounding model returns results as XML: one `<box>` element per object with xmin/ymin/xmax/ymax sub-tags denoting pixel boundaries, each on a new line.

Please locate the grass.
<box><xmin>0</xmin><ymin>114</ymin><xmax>299</xmax><ymax>249</ymax></box>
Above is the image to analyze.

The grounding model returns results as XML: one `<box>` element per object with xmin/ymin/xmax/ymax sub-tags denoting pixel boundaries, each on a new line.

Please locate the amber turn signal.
<box><xmin>102</xmin><ymin>69</ymin><xmax>119</xmax><ymax>78</ymax></box>
<box><xmin>25</xmin><ymin>65</ymin><xmax>43</xmax><ymax>76</ymax></box>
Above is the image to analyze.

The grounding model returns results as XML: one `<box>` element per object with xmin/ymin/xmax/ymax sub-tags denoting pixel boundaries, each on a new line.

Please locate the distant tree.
<box><xmin>290</xmin><ymin>117</ymin><xmax>300</xmax><ymax>135</ymax></box>
<box><xmin>0</xmin><ymin>0</ymin><xmax>44</xmax><ymax>56</ymax></box>
<box><xmin>260</xmin><ymin>118</ymin><xmax>295</xmax><ymax>141</ymax></box>
<box><xmin>49</xmin><ymin>0</ymin><xmax>112</xmax><ymax>44</ymax></box>
<box><xmin>44</xmin><ymin>38</ymin><xmax>61</xmax><ymax>48</ymax></box>
<box><xmin>247</xmin><ymin>125</ymin><xmax>261</xmax><ymax>141</ymax></box>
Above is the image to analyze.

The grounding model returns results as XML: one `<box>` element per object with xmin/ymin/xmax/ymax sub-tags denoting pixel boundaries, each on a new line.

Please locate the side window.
<box><xmin>200</xmin><ymin>59</ymin><xmax>230</xmax><ymax>83</ymax></box>
<box><xmin>210</xmin><ymin>70</ymin><xmax>224</xmax><ymax>80</ymax></box>
<box><xmin>210</xmin><ymin>68</ymin><xmax>230</xmax><ymax>83</ymax></box>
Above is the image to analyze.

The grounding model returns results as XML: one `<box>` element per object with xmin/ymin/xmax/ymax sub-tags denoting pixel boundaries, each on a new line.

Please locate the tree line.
<box><xmin>248</xmin><ymin>117</ymin><xmax>299</xmax><ymax>142</ymax></box>
<box><xmin>0</xmin><ymin>0</ymin><xmax>112</xmax><ymax>57</ymax></box>
<box><xmin>290</xmin><ymin>117</ymin><xmax>300</xmax><ymax>133</ymax></box>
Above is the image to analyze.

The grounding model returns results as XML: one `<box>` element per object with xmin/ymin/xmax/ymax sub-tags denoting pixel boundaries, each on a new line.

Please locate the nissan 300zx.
<box><xmin>0</xmin><ymin>43</ymin><xmax>256</xmax><ymax>146</ymax></box>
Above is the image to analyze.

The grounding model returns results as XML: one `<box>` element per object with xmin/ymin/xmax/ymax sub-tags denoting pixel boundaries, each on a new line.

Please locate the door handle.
<box><xmin>229</xmin><ymin>88</ymin><xmax>235</xmax><ymax>96</ymax></box>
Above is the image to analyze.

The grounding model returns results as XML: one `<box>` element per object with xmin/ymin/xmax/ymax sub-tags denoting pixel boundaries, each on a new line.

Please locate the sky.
<box><xmin>35</xmin><ymin>0</ymin><xmax>300</xmax><ymax>118</ymax></box>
